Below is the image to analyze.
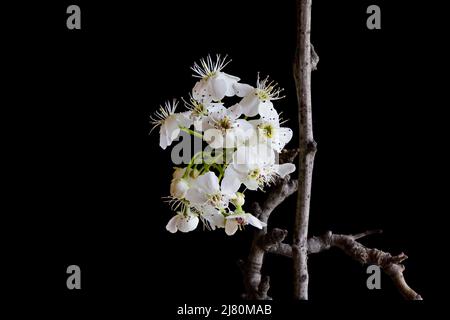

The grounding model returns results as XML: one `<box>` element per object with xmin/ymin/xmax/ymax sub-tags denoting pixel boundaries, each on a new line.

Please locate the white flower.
<box><xmin>186</xmin><ymin>171</ymin><xmax>234</xmax><ymax>207</ymax></box>
<box><xmin>166</xmin><ymin>210</ymin><xmax>199</xmax><ymax>233</ymax></box>
<box><xmin>185</xmin><ymin>171</ymin><xmax>234</xmax><ymax>230</ymax></box>
<box><xmin>225</xmin><ymin>211</ymin><xmax>266</xmax><ymax>236</ymax></box>
<box><xmin>196</xmin><ymin>204</ymin><xmax>225</xmax><ymax>230</ymax></box>
<box><xmin>250</xmin><ymin>118</ymin><xmax>293</xmax><ymax>153</ymax></box>
<box><xmin>203</xmin><ymin>104</ymin><xmax>253</xmax><ymax>149</ymax></box>
<box><xmin>191</xmin><ymin>55</ymin><xmax>239</xmax><ymax>103</ymax></box>
<box><xmin>183</xmin><ymin>97</ymin><xmax>225</xmax><ymax>132</ymax></box>
<box><xmin>236</xmin><ymin>74</ymin><xmax>285</xmax><ymax>118</ymax></box>
<box><xmin>150</xmin><ymin>100</ymin><xmax>193</xmax><ymax>150</ymax></box>
<box><xmin>222</xmin><ymin>144</ymin><xmax>296</xmax><ymax>192</ymax></box>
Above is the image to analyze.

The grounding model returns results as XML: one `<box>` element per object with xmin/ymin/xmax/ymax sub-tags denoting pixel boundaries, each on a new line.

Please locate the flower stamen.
<box><xmin>191</xmin><ymin>54</ymin><xmax>231</xmax><ymax>79</ymax></box>
<box><xmin>149</xmin><ymin>99</ymin><xmax>178</xmax><ymax>133</ymax></box>
<box><xmin>255</xmin><ymin>73</ymin><xmax>285</xmax><ymax>101</ymax></box>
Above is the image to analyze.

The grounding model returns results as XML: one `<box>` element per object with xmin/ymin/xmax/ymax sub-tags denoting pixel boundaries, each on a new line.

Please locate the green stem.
<box><xmin>180</xmin><ymin>127</ymin><xmax>203</xmax><ymax>139</ymax></box>
<box><xmin>183</xmin><ymin>151</ymin><xmax>205</xmax><ymax>178</ymax></box>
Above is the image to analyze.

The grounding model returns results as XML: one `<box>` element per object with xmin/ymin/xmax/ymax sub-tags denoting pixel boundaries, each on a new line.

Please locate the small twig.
<box><xmin>265</xmin><ymin>230</ymin><xmax>422</xmax><ymax>300</ymax></box>
<box><xmin>351</xmin><ymin>229</ymin><xmax>383</xmax><ymax>240</ymax></box>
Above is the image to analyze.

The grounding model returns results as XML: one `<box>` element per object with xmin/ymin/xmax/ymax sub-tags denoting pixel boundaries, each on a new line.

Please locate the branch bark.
<box><xmin>240</xmin><ymin>174</ymin><xmax>298</xmax><ymax>300</ymax></box>
<box><xmin>293</xmin><ymin>0</ymin><xmax>316</xmax><ymax>300</ymax></box>
<box><xmin>265</xmin><ymin>230</ymin><xmax>423</xmax><ymax>300</ymax></box>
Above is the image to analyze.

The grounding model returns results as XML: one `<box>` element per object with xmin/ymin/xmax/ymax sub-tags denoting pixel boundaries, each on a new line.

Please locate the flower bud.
<box><xmin>172</xmin><ymin>167</ymin><xmax>185</xmax><ymax>180</ymax></box>
<box><xmin>170</xmin><ymin>179</ymin><xmax>189</xmax><ymax>199</ymax></box>
<box><xmin>189</xmin><ymin>168</ymin><xmax>200</xmax><ymax>179</ymax></box>
<box><xmin>231</xmin><ymin>192</ymin><xmax>245</xmax><ymax>207</ymax></box>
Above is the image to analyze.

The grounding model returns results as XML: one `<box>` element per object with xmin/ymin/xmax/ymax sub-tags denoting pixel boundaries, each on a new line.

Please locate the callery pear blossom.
<box><xmin>166</xmin><ymin>209</ymin><xmax>199</xmax><ymax>233</ymax></box>
<box><xmin>222</xmin><ymin>144</ymin><xmax>296</xmax><ymax>192</ymax></box>
<box><xmin>151</xmin><ymin>55</ymin><xmax>296</xmax><ymax>235</ymax></box>
<box><xmin>251</xmin><ymin>118</ymin><xmax>293</xmax><ymax>153</ymax></box>
<box><xmin>225</xmin><ymin>211</ymin><xmax>267</xmax><ymax>236</ymax></box>
<box><xmin>203</xmin><ymin>104</ymin><xmax>253</xmax><ymax>149</ymax></box>
<box><xmin>150</xmin><ymin>100</ymin><xmax>193</xmax><ymax>149</ymax></box>
<box><xmin>237</xmin><ymin>74</ymin><xmax>285</xmax><ymax>118</ymax></box>
<box><xmin>186</xmin><ymin>171</ymin><xmax>234</xmax><ymax>208</ymax></box>
<box><xmin>191</xmin><ymin>55</ymin><xmax>239</xmax><ymax>103</ymax></box>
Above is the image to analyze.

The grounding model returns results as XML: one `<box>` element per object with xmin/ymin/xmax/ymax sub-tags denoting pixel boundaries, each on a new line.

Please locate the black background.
<box><xmin>4</xmin><ymin>0</ymin><xmax>445</xmax><ymax>316</ymax></box>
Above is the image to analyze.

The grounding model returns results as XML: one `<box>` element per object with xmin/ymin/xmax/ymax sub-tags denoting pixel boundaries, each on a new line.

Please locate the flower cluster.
<box><xmin>151</xmin><ymin>55</ymin><xmax>295</xmax><ymax>236</ymax></box>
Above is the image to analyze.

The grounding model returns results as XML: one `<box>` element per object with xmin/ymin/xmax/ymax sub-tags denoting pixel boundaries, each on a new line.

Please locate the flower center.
<box><xmin>208</xmin><ymin>193</ymin><xmax>223</xmax><ymax>207</ymax></box>
<box><xmin>256</xmin><ymin>88</ymin><xmax>270</xmax><ymax>101</ymax></box>
<box><xmin>256</xmin><ymin>74</ymin><xmax>285</xmax><ymax>101</ymax></box>
<box><xmin>217</xmin><ymin>116</ymin><xmax>233</xmax><ymax>130</ymax></box>
<box><xmin>192</xmin><ymin>102</ymin><xmax>207</xmax><ymax>117</ymax></box>
<box><xmin>259</xmin><ymin>123</ymin><xmax>275</xmax><ymax>138</ymax></box>
<box><xmin>248</xmin><ymin>169</ymin><xmax>260</xmax><ymax>179</ymax></box>
<box><xmin>236</xmin><ymin>217</ymin><xmax>245</xmax><ymax>225</ymax></box>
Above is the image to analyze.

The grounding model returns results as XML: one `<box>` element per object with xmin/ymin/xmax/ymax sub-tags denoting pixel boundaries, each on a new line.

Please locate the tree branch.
<box><xmin>266</xmin><ymin>230</ymin><xmax>423</xmax><ymax>300</ymax></box>
<box><xmin>293</xmin><ymin>0</ymin><xmax>316</xmax><ymax>300</ymax></box>
<box><xmin>240</xmin><ymin>175</ymin><xmax>298</xmax><ymax>300</ymax></box>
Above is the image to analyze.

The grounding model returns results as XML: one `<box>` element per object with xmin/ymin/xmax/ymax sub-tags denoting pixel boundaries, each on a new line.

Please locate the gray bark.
<box><xmin>293</xmin><ymin>0</ymin><xmax>316</xmax><ymax>300</ymax></box>
<box><xmin>265</xmin><ymin>229</ymin><xmax>423</xmax><ymax>300</ymax></box>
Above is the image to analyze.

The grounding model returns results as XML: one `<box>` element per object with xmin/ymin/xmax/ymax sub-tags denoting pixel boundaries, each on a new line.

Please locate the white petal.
<box><xmin>225</xmin><ymin>219</ymin><xmax>239</xmax><ymax>236</ymax></box>
<box><xmin>197</xmin><ymin>171</ymin><xmax>220</xmax><ymax>194</ymax></box>
<box><xmin>245</xmin><ymin>214</ymin><xmax>266</xmax><ymax>229</ymax></box>
<box><xmin>259</xmin><ymin>101</ymin><xmax>279</xmax><ymax>123</ymax></box>
<box><xmin>278</xmin><ymin>127</ymin><xmax>293</xmax><ymax>144</ymax></box>
<box><xmin>204</xmin><ymin>128</ymin><xmax>224</xmax><ymax>149</ymax></box>
<box><xmin>165</xmin><ymin>115</ymin><xmax>181</xmax><ymax>142</ymax></box>
<box><xmin>202</xmin><ymin>206</ymin><xmax>225</xmax><ymax>229</ymax></box>
<box><xmin>234</xmin><ymin>119</ymin><xmax>254</xmax><ymax>141</ymax></box>
<box><xmin>192</xmin><ymin>80</ymin><xmax>210</xmax><ymax>102</ymax></box>
<box><xmin>177</xmin><ymin>111</ymin><xmax>194</xmax><ymax>128</ymax></box>
<box><xmin>233</xmin><ymin>83</ymin><xmax>254</xmax><ymax>98</ymax></box>
<box><xmin>274</xmin><ymin>163</ymin><xmax>296</xmax><ymax>178</ymax></box>
<box><xmin>159</xmin><ymin>125</ymin><xmax>169</xmax><ymax>150</ymax></box>
<box><xmin>228</xmin><ymin>103</ymin><xmax>243</xmax><ymax>120</ymax></box>
<box><xmin>185</xmin><ymin>188</ymin><xmax>208</xmax><ymax>204</ymax></box>
<box><xmin>239</xmin><ymin>94</ymin><xmax>259</xmax><ymax>117</ymax></box>
<box><xmin>178</xmin><ymin>215</ymin><xmax>199</xmax><ymax>232</ymax></box>
<box><xmin>207</xmin><ymin>104</ymin><xmax>227</xmax><ymax>125</ymax></box>
<box><xmin>220</xmin><ymin>73</ymin><xmax>240</xmax><ymax>97</ymax></box>
<box><xmin>166</xmin><ymin>215</ymin><xmax>179</xmax><ymax>233</ymax></box>
<box><xmin>221</xmin><ymin>166</ymin><xmax>242</xmax><ymax>195</ymax></box>
<box><xmin>211</xmin><ymin>77</ymin><xmax>227</xmax><ymax>101</ymax></box>
<box><xmin>243</xmin><ymin>178</ymin><xmax>259</xmax><ymax>191</ymax></box>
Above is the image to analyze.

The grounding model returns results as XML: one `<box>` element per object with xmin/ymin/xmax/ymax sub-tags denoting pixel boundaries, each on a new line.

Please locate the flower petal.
<box><xmin>202</xmin><ymin>206</ymin><xmax>225</xmax><ymax>229</ymax></box>
<box><xmin>225</xmin><ymin>219</ymin><xmax>239</xmax><ymax>236</ymax></box>
<box><xmin>197</xmin><ymin>171</ymin><xmax>220</xmax><ymax>194</ymax></box>
<box><xmin>228</xmin><ymin>103</ymin><xmax>243</xmax><ymax>120</ymax></box>
<box><xmin>259</xmin><ymin>101</ymin><xmax>279</xmax><ymax>123</ymax></box>
<box><xmin>178</xmin><ymin>215</ymin><xmax>199</xmax><ymax>232</ymax></box>
<box><xmin>221</xmin><ymin>166</ymin><xmax>242</xmax><ymax>195</ymax></box>
<box><xmin>239</xmin><ymin>94</ymin><xmax>259</xmax><ymax>117</ymax></box>
<box><xmin>233</xmin><ymin>83</ymin><xmax>254</xmax><ymax>98</ymax></box>
<box><xmin>245</xmin><ymin>214</ymin><xmax>266</xmax><ymax>229</ymax></box>
<box><xmin>274</xmin><ymin>163</ymin><xmax>296</xmax><ymax>178</ymax></box>
<box><xmin>278</xmin><ymin>127</ymin><xmax>293</xmax><ymax>144</ymax></box>
<box><xmin>243</xmin><ymin>178</ymin><xmax>259</xmax><ymax>191</ymax></box>
<box><xmin>159</xmin><ymin>123</ymin><xmax>170</xmax><ymax>150</ymax></box>
<box><xmin>166</xmin><ymin>215</ymin><xmax>179</xmax><ymax>233</ymax></box>
<box><xmin>211</xmin><ymin>77</ymin><xmax>227</xmax><ymax>101</ymax></box>
<box><xmin>185</xmin><ymin>188</ymin><xmax>208</xmax><ymax>204</ymax></box>
<box><xmin>221</xmin><ymin>73</ymin><xmax>240</xmax><ymax>97</ymax></box>
<box><xmin>193</xmin><ymin>79</ymin><xmax>210</xmax><ymax>102</ymax></box>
